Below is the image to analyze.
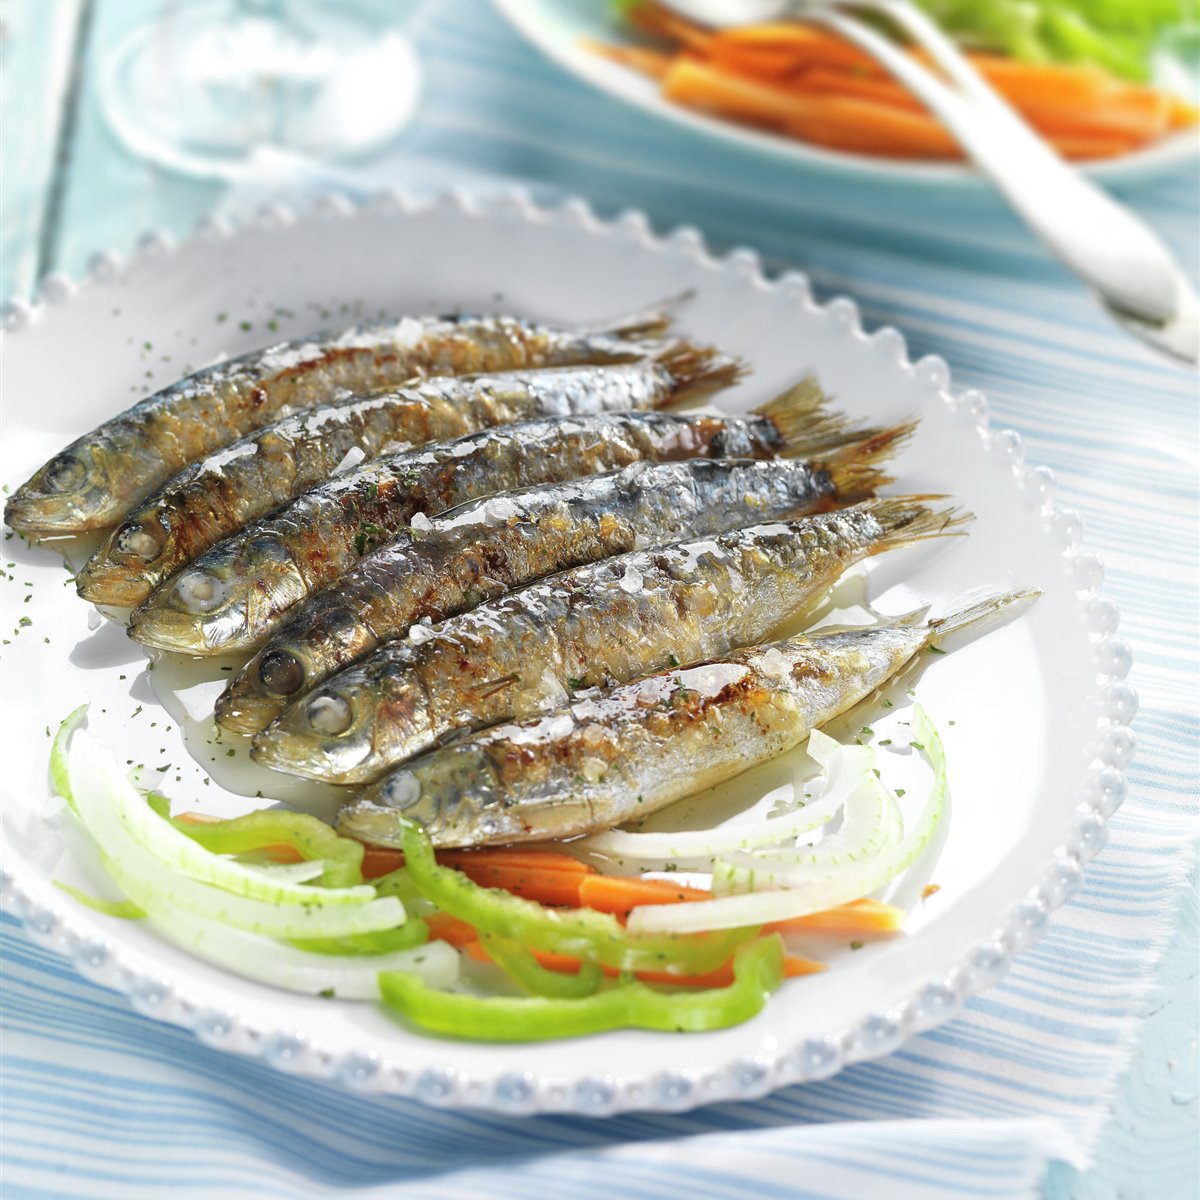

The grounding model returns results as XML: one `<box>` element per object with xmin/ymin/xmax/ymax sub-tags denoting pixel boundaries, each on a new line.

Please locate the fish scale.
<box><xmin>214</xmin><ymin>400</ymin><xmax>902</xmax><ymax>733</ymax></box>
<box><xmin>4</xmin><ymin>309</ymin><xmax>678</xmax><ymax>535</ymax></box>
<box><xmin>339</xmin><ymin>590</ymin><xmax>1037</xmax><ymax>849</ymax></box>
<box><xmin>252</xmin><ymin>498</ymin><xmax>963</xmax><ymax>785</ymax></box>
<box><xmin>127</xmin><ymin>404</ymin><xmax>845</xmax><ymax>657</ymax></box>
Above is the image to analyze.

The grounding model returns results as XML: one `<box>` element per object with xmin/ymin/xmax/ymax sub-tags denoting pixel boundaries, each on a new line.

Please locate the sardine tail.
<box><xmin>927</xmin><ymin>588</ymin><xmax>1041</xmax><ymax>644</ymax></box>
<box><xmin>652</xmin><ymin>340</ymin><xmax>746</xmax><ymax>404</ymax></box>
<box><xmin>861</xmin><ymin>496</ymin><xmax>973</xmax><ymax>553</ymax></box>
<box><xmin>751</xmin><ymin>377</ymin><xmax>875</xmax><ymax>458</ymax></box>
<box><xmin>820</xmin><ymin>420</ymin><xmax>918</xmax><ymax>503</ymax></box>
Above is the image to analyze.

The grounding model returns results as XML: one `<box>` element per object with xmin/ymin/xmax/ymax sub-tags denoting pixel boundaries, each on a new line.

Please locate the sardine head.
<box><xmin>215</xmin><ymin>603</ymin><xmax>374</xmax><ymax>735</ymax></box>
<box><xmin>250</xmin><ymin>657</ymin><xmax>431</xmax><ymax>785</ymax></box>
<box><xmin>213</xmin><ymin>646</ymin><xmax>309</xmax><ymax>735</ymax></box>
<box><xmin>342</xmin><ymin>746</ymin><xmax>515</xmax><ymax>849</ymax></box>
<box><xmin>5</xmin><ymin>443</ymin><xmax>125</xmax><ymax>534</ymax></box>
<box><xmin>127</xmin><ymin>536</ymin><xmax>305</xmax><ymax>654</ymax></box>
<box><xmin>75</xmin><ymin>515</ymin><xmax>175</xmax><ymax>607</ymax></box>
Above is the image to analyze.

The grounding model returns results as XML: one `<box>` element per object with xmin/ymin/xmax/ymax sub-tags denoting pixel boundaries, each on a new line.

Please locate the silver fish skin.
<box><xmin>128</xmin><ymin>407</ymin><xmax>828</xmax><ymax>657</ymax></box>
<box><xmin>255</xmin><ymin>498</ymin><xmax>961</xmax><ymax>784</ymax></box>
<box><xmin>75</xmin><ymin>348</ymin><xmax>735</xmax><ymax>608</ymax></box>
<box><xmin>339</xmin><ymin>590</ymin><xmax>1038</xmax><ymax>849</ymax></box>
<box><xmin>4</xmin><ymin>309</ymin><xmax>676</xmax><ymax>535</ymax></box>
<box><xmin>219</xmin><ymin>405</ymin><xmax>900</xmax><ymax>735</ymax></box>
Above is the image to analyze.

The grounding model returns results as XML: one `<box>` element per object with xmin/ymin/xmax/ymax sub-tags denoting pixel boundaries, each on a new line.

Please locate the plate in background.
<box><xmin>490</xmin><ymin>0</ymin><xmax>1199</xmax><ymax>188</ymax></box>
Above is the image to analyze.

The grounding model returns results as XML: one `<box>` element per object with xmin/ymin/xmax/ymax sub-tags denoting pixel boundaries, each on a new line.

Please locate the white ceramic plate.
<box><xmin>0</xmin><ymin>192</ymin><xmax>1132</xmax><ymax>1115</ymax></box>
<box><xmin>490</xmin><ymin>0</ymin><xmax>1199</xmax><ymax>187</ymax></box>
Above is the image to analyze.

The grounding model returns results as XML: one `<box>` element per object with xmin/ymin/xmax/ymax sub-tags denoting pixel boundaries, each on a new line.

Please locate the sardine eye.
<box><xmin>174</xmin><ymin>571</ymin><xmax>230</xmax><ymax>613</ymax></box>
<box><xmin>307</xmin><ymin>692</ymin><xmax>352</xmax><ymax>736</ymax></box>
<box><xmin>259</xmin><ymin>650</ymin><xmax>305</xmax><ymax>696</ymax></box>
<box><xmin>116</xmin><ymin>522</ymin><xmax>164</xmax><ymax>563</ymax></box>
<box><xmin>43</xmin><ymin>454</ymin><xmax>85</xmax><ymax>493</ymax></box>
<box><xmin>383</xmin><ymin>770</ymin><xmax>421</xmax><ymax>810</ymax></box>
<box><xmin>245</xmin><ymin>536</ymin><xmax>290</xmax><ymax>564</ymax></box>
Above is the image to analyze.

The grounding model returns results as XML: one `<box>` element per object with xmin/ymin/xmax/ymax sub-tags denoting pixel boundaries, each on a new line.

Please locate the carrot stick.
<box><xmin>464</xmin><ymin>940</ymin><xmax>825</xmax><ymax>987</ymax></box>
<box><xmin>359</xmin><ymin>844</ymin><xmax>595</xmax><ymax>880</ymax></box>
<box><xmin>441</xmin><ymin>848</ymin><xmax>594</xmax><ymax>875</ymax></box>
<box><xmin>662</xmin><ymin>56</ymin><xmax>959</xmax><ymax>156</ymax></box>
<box><xmin>425</xmin><ymin>912</ymin><xmax>478</xmax><ymax>947</ymax></box>
<box><xmin>1166</xmin><ymin>95</ymin><xmax>1200</xmax><ymax>131</ymax></box>
<box><xmin>1045</xmin><ymin>134</ymin><xmax>1140</xmax><ymax>161</ymax></box>
<box><xmin>626</xmin><ymin>2</ymin><xmax>713</xmax><ymax>53</ymax></box>
<box><xmin>360</xmin><ymin>846</ymin><xmax>406</xmax><ymax>879</ymax></box>
<box><xmin>766</xmin><ymin>899</ymin><xmax>905</xmax><ymax>936</ymax></box>
<box><xmin>585</xmin><ymin>39</ymin><xmax>673</xmax><ymax>81</ymax></box>
<box><xmin>578</xmin><ymin>874</ymin><xmax>714</xmax><ymax>914</ymax></box>
<box><xmin>663</xmin><ymin>57</ymin><xmax>815</xmax><ymax>129</ymax></box>
<box><xmin>790</xmin><ymin>66</ymin><xmax>1163</xmax><ymax>146</ymax></box>
<box><xmin>712</xmin><ymin>21</ymin><xmax>875</xmax><ymax>72</ymax></box>
<box><xmin>453</xmin><ymin>865</ymin><xmax>585</xmax><ymax>907</ymax></box>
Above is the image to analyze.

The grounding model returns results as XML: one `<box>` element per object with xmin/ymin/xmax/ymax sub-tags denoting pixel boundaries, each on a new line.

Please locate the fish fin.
<box><xmin>651</xmin><ymin>340</ymin><xmax>746</xmax><ymax>405</ymax></box>
<box><xmin>749</xmin><ymin>377</ymin><xmax>847</xmax><ymax>454</ymax></box>
<box><xmin>467</xmin><ymin>673</ymin><xmax>520</xmax><ymax>699</ymax></box>
<box><xmin>585</xmin><ymin>307</ymin><xmax>675</xmax><ymax>340</ymax></box>
<box><xmin>860</xmin><ymin>496</ymin><xmax>973</xmax><ymax>553</ymax></box>
<box><xmin>820</xmin><ymin>420</ymin><xmax>919</xmax><ymax>503</ymax></box>
<box><xmin>891</xmin><ymin>605</ymin><xmax>934</xmax><ymax>629</ymax></box>
<box><xmin>926</xmin><ymin>589</ymin><xmax>1041</xmax><ymax>645</ymax></box>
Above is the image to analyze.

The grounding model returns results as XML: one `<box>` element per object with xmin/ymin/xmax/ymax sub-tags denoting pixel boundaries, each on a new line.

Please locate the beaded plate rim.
<box><xmin>0</xmin><ymin>188</ymin><xmax>1134</xmax><ymax>1116</ymax></box>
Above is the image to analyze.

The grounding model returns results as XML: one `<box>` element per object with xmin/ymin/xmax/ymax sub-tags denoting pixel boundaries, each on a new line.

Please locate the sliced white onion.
<box><xmin>69</xmin><ymin>735</ymin><xmax>406</xmax><ymax>939</ymax></box>
<box><xmin>71</xmin><ymin>735</ymin><xmax>375</xmax><ymax>908</ymax></box>
<box><xmin>144</xmin><ymin>903</ymin><xmax>459</xmax><ymax>999</ymax></box>
<box><xmin>242</xmin><ymin>859</ymin><xmax>329</xmax><ymax>884</ymax></box>
<box><xmin>627</xmin><ymin>707</ymin><xmax>947</xmax><ymax>934</ymax></box>
<box><xmin>580</xmin><ymin>733</ymin><xmax>868</xmax><ymax>865</ymax></box>
<box><xmin>713</xmin><ymin>765</ymin><xmax>896</xmax><ymax>892</ymax></box>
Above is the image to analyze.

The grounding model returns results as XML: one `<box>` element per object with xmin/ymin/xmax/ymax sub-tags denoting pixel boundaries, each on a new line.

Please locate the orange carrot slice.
<box><xmin>578</xmin><ymin>874</ymin><xmax>713</xmax><ymax>914</ymax></box>
<box><xmin>766</xmin><ymin>898</ymin><xmax>905</xmax><ymax>936</ymax></box>
<box><xmin>585</xmin><ymin>39</ymin><xmax>673</xmax><ymax>80</ymax></box>
<box><xmin>425</xmin><ymin>912</ymin><xmax>478</xmax><ymax>947</ymax></box>
<box><xmin>359</xmin><ymin>844</ymin><xmax>594</xmax><ymax>881</ymax></box>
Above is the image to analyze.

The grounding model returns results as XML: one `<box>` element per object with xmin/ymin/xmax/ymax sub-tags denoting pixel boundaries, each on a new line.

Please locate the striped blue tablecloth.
<box><xmin>3</xmin><ymin>3</ymin><xmax>1197</xmax><ymax>1196</ymax></box>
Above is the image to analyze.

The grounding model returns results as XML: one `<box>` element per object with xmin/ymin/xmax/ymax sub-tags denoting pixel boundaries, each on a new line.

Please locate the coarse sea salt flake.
<box><xmin>619</xmin><ymin>564</ymin><xmax>643</xmax><ymax>593</ymax></box>
<box><xmin>332</xmin><ymin>446</ymin><xmax>366</xmax><ymax>475</ymax></box>
<box><xmin>485</xmin><ymin>497</ymin><xmax>520</xmax><ymax>524</ymax></box>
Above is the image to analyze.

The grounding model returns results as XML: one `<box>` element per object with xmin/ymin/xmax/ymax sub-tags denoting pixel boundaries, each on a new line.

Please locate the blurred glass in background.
<box><xmin>100</xmin><ymin>0</ymin><xmax>419</xmax><ymax>178</ymax></box>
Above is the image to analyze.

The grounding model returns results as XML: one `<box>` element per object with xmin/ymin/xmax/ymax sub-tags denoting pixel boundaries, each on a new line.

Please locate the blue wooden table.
<box><xmin>2</xmin><ymin>2</ymin><xmax>1196</xmax><ymax>1196</ymax></box>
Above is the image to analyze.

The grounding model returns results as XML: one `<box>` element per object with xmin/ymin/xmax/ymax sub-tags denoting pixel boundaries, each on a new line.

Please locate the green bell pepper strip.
<box><xmin>479</xmin><ymin>932</ymin><xmax>603</xmax><ymax>998</ymax></box>
<box><xmin>398</xmin><ymin>819</ymin><xmax>759</xmax><ymax>975</ymax></box>
<box><xmin>290</xmin><ymin>918</ymin><xmax>429</xmax><ymax>957</ymax></box>
<box><xmin>172</xmin><ymin>811</ymin><xmax>365</xmax><ymax>889</ymax></box>
<box><xmin>379</xmin><ymin>935</ymin><xmax>785</xmax><ymax>1041</ymax></box>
